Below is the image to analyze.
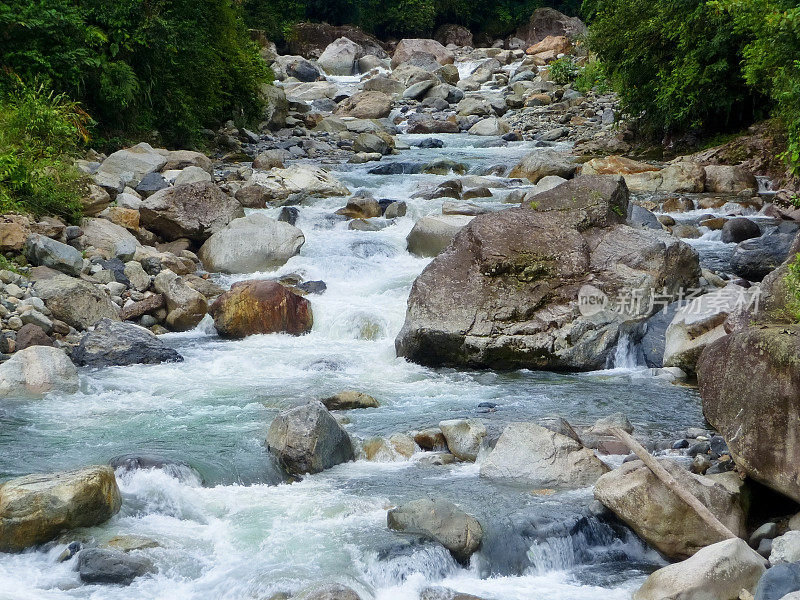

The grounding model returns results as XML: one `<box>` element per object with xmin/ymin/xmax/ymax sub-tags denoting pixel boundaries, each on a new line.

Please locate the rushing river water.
<box><xmin>0</xmin><ymin>134</ymin><xmax>707</xmax><ymax>600</ymax></box>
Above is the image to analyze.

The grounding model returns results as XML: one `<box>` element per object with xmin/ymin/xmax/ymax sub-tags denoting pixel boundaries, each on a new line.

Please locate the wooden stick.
<box><xmin>609</xmin><ymin>427</ymin><xmax>737</xmax><ymax>541</ymax></box>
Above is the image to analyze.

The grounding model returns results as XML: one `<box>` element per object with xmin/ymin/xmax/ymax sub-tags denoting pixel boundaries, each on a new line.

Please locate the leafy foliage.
<box><xmin>0</xmin><ymin>82</ymin><xmax>87</xmax><ymax>223</ymax></box>
<box><xmin>574</xmin><ymin>59</ymin><xmax>610</xmax><ymax>94</ymax></box>
<box><xmin>715</xmin><ymin>0</ymin><xmax>800</xmax><ymax>174</ymax></box>
<box><xmin>243</xmin><ymin>0</ymin><xmax>576</xmax><ymax>41</ymax></box>
<box><xmin>581</xmin><ymin>0</ymin><xmax>756</xmax><ymax>137</ymax></box>
<box><xmin>1</xmin><ymin>0</ymin><xmax>270</xmax><ymax>146</ymax></box>
<box><xmin>548</xmin><ymin>57</ymin><xmax>579</xmax><ymax>84</ymax></box>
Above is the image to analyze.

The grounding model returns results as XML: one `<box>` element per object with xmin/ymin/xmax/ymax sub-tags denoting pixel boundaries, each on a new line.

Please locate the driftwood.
<box><xmin>609</xmin><ymin>426</ymin><xmax>737</xmax><ymax>541</ymax></box>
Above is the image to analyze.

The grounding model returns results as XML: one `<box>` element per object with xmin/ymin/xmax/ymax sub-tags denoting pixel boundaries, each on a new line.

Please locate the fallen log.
<box><xmin>609</xmin><ymin>426</ymin><xmax>737</xmax><ymax>541</ymax></box>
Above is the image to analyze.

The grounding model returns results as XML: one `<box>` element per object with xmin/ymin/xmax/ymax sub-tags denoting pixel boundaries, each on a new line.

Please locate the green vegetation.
<box><xmin>582</xmin><ymin>0</ymin><xmax>800</xmax><ymax>172</ymax></box>
<box><xmin>785</xmin><ymin>253</ymin><xmax>800</xmax><ymax>321</ymax></box>
<box><xmin>574</xmin><ymin>59</ymin><xmax>610</xmax><ymax>94</ymax></box>
<box><xmin>243</xmin><ymin>0</ymin><xmax>580</xmax><ymax>41</ymax></box>
<box><xmin>548</xmin><ymin>58</ymin><xmax>579</xmax><ymax>85</ymax></box>
<box><xmin>0</xmin><ymin>82</ymin><xmax>88</xmax><ymax>223</ymax></box>
<box><xmin>1</xmin><ymin>0</ymin><xmax>270</xmax><ymax>146</ymax></box>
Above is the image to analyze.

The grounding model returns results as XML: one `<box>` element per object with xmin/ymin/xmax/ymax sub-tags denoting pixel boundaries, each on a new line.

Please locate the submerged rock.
<box><xmin>387</xmin><ymin>498</ymin><xmax>482</xmax><ymax>562</ymax></box>
<box><xmin>320</xmin><ymin>390</ymin><xmax>379</xmax><ymax>410</ymax></box>
<box><xmin>72</xmin><ymin>319</ymin><xmax>183</xmax><ymax>367</ymax></box>
<box><xmin>0</xmin><ymin>466</ymin><xmax>121</xmax><ymax>552</ymax></box>
<box><xmin>266</xmin><ymin>401</ymin><xmax>354</xmax><ymax>476</ymax></box>
<box><xmin>594</xmin><ymin>459</ymin><xmax>748</xmax><ymax>559</ymax></box>
<box><xmin>633</xmin><ymin>538</ymin><xmax>765</xmax><ymax>600</ymax></box>
<box><xmin>77</xmin><ymin>548</ymin><xmax>155</xmax><ymax>586</ymax></box>
<box><xmin>480</xmin><ymin>422</ymin><xmax>609</xmax><ymax>488</ymax></box>
<box><xmin>209</xmin><ymin>280</ymin><xmax>312</xmax><ymax>338</ymax></box>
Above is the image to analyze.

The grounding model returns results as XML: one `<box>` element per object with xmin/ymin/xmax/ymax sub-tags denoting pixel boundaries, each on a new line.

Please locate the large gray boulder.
<box><xmin>198</xmin><ymin>213</ymin><xmax>304</xmax><ymax>274</ymax></box>
<box><xmin>387</xmin><ymin>498</ymin><xmax>482</xmax><ymax>562</ymax></box>
<box><xmin>72</xmin><ymin>319</ymin><xmax>183</xmax><ymax>368</ymax></box>
<box><xmin>140</xmin><ymin>181</ymin><xmax>244</xmax><ymax>241</ymax></box>
<box><xmin>80</xmin><ymin>218</ymin><xmax>141</xmax><ymax>260</ymax></box>
<box><xmin>634</xmin><ymin>538</ymin><xmax>765</xmax><ymax>600</ymax></box>
<box><xmin>509</xmin><ymin>152</ymin><xmax>577</xmax><ymax>183</ymax></box>
<box><xmin>439</xmin><ymin>419</ymin><xmax>486</xmax><ymax>461</ymax></box>
<box><xmin>24</xmin><ymin>235</ymin><xmax>83</xmax><ymax>276</ymax></box>
<box><xmin>94</xmin><ymin>142</ymin><xmax>167</xmax><ymax>190</ymax></box>
<box><xmin>406</xmin><ymin>214</ymin><xmax>474</xmax><ymax>257</ymax></box>
<box><xmin>480</xmin><ymin>422</ymin><xmax>608</xmax><ymax>488</ymax></box>
<box><xmin>731</xmin><ymin>231</ymin><xmax>795</xmax><ymax>281</ymax></box>
<box><xmin>391</xmin><ymin>39</ymin><xmax>454</xmax><ymax>68</ymax></box>
<box><xmin>317</xmin><ymin>37</ymin><xmax>363</xmax><ymax>75</ymax></box>
<box><xmin>0</xmin><ymin>465</ymin><xmax>122</xmax><ymax>552</ymax></box>
<box><xmin>33</xmin><ymin>274</ymin><xmax>119</xmax><ymax>330</ymax></box>
<box><xmin>594</xmin><ymin>459</ymin><xmax>749</xmax><ymax>559</ymax></box>
<box><xmin>514</xmin><ymin>7</ymin><xmax>587</xmax><ymax>45</ymax></box>
<box><xmin>266</xmin><ymin>401</ymin><xmax>354</xmax><ymax>476</ymax></box>
<box><xmin>396</xmin><ymin>176</ymin><xmax>701</xmax><ymax>371</ymax></box>
<box><xmin>698</xmin><ymin>325</ymin><xmax>800</xmax><ymax>503</ymax></box>
<box><xmin>0</xmin><ymin>345</ymin><xmax>78</xmax><ymax>397</ymax></box>
<box><xmin>704</xmin><ymin>164</ymin><xmax>757</xmax><ymax>194</ymax></box>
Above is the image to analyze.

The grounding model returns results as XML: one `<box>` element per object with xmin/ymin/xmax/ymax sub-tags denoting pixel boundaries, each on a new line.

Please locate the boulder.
<box><xmin>434</xmin><ymin>24</ymin><xmax>473</xmax><ymax>47</ymax></box>
<box><xmin>160</xmin><ymin>149</ymin><xmax>213</xmax><ymax>173</ymax></box>
<box><xmin>317</xmin><ymin>37</ymin><xmax>363</xmax><ymax>76</ymax></box>
<box><xmin>698</xmin><ymin>326</ymin><xmax>800</xmax><ymax>502</ymax></box>
<box><xmin>285</xmin><ymin>81</ymin><xmax>338</xmax><ymax>102</ymax></box>
<box><xmin>594</xmin><ymin>459</ymin><xmax>749</xmax><ymax>559</ymax></box>
<box><xmin>514</xmin><ymin>7</ymin><xmax>587</xmax><ymax>45</ymax></box>
<box><xmin>0</xmin><ymin>345</ymin><xmax>78</xmax><ymax>397</ymax></box>
<box><xmin>722</xmin><ymin>217</ymin><xmax>761</xmax><ymax>243</ymax></box>
<box><xmin>771</xmin><ymin>531</ymin><xmax>800</xmax><ymax>565</ymax></box>
<box><xmin>266</xmin><ymin>401</ymin><xmax>354</xmax><ymax>476</ymax></box>
<box><xmin>406</xmin><ymin>114</ymin><xmax>460</xmax><ymax>134</ymax></box>
<box><xmin>526</xmin><ymin>35</ymin><xmax>572</xmax><ymax>56</ymax></box>
<box><xmin>34</xmin><ymin>274</ymin><xmax>119</xmax><ymax>330</ymax></box>
<box><xmin>140</xmin><ymin>181</ymin><xmax>244</xmax><ymax>241</ymax></box>
<box><xmin>209</xmin><ymin>279</ymin><xmax>312</xmax><ymax>338</ymax></box>
<box><xmin>95</xmin><ymin>142</ymin><xmax>167</xmax><ymax>188</ymax></box>
<box><xmin>391</xmin><ymin>39</ymin><xmax>454</xmax><ymax>68</ymax></box>
<box><xmin>24</xmin><ymin>234</ymin><xmax>83</xmax><ymax>276</ymax></box>
<box><xmin>0</xmin><ymin>465</ymin><xmax>121</xmax><ymax>552</ymax></box>
<box><xmin>296</xmin><ymin>583</ymin><xmax>363</xmax><ymax>600</ymax></box>
<box><xmin>287</xmin><ymin>22</ymin><xmax>386</xmax><ymax>60</ymax></box>
<box><xmin>633</xmin><ymin>538</ymin><xmax>765</xmax><ymax>600</ymax></box>
<box><xmin>580</xmin><ymin>155</ymin><xmax>659</xmax><ymax>177</ymax></box>
<box><xmin>406</xmin><ymin>214</ymin><xmax>474</xmax><ymax>257</ymax></box>
<box><xmin>664</xmin><ymin>285</ymin><xmax>756</xmax><ymax>373</ymax></box>
<box><xmin>363</xmin><ymin>434</ymin><xmax>416</xmax><ymax>461</ymax></box>
<box><xmin>754</xmin><ymin>562</ymin><xmax>800</xmax><ymax>600</ymax></box>
<box><xmin>624</xmin><ymin>163</ymin><xmax>706</xmax><ymax>193</ymax></box>
<box><xmin>252</xmin><ymin>164</ymin><xmax>350</xmax><ymax>198</ymax></box>
<box><xmin>77</xmin><ymin>548</ymin><xmax>155</xmax><ymax>586</ymax></box>
<box><xmin>731</xmin><ymin>231</ymin><xmax>794</xmax><ymax>281</ymax></box>
<box><xmin>72</xmin><ymin>319</ymin><xmax>183</xmax><ymax>368</ymax></box>
<box><xmin>320</xmin><ymin>390</ymin><xmax>378</xmax><ymax>410</ymax></box>
<box><xmin>173</xmin><ymin>165</ymin><xmax>211</xmax><ymax>186</ymax></box>
<box><xmin>153</xmin><ymin>269</ymin><xmax>209</xmax><ymax>331</ymax></box>
<box><xmin>438</xmin><ymin>419</ymin><xmax>486</xmax><ymax>461</ymax></box>
<box><xmin>335</xmin><ymin>91</ymin><xmax>393</xmax><ymax>119</ymax></box>
<box><xmin>353</xmin><ymin>132</ymin><xmax>391</xmax><ymax>155</ymax></box>
<box><xmin>508</xmin><ymin>152</ymin><xmax>577</xmax><ymax>183</ymax></box>
<box><xmin>468</xmin><ymin>117</ymin><xmax>510</xmax><ymax>136</ymax></box>
<box><xmin>480</xmin><ymin>422</ymin><xmax>607</xmax><ymax>488</ymax></box>
<box><xmin>198</xmin><ymin>214</ymin><xmax>304</xmax><ymax>274</ymax></box>
<box><xmin>81</xmin><ymin>218</ymin><xmax>141</xmax><ymax>260</ymax></box>
<box><xmin>387</xmin><ymin>498</ymin><xmax>482</xmax><ymax>562</ymax></box>
<box><xmin>396</xmin><ymin>177</ymin><xmax>700</xmax><ymax>370</ymax></box>
<box><xmin>704</xmin><ymin>165</ymin><xmax>757</xmax><ymax>194</ymax></box>
<box><xmin>15</xmin><ymin>323</ymin><xmax>54</xmax><ymax>350</ymax></box>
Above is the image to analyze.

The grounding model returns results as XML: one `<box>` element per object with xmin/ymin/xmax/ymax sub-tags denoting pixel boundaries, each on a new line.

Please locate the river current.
<box><xmin>0</xmin><ymin>134</ymin><xmax>705</xmax><ymax>600</ymax></box>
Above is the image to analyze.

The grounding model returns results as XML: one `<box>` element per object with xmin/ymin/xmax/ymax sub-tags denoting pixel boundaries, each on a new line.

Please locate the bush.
<box><xmin>0</xmin><ymin>82</ymin><xmax>88</xmax><ymax>223</ymax></box>
<box><xmin>574</xmin><ymin>59</ymin><xmax>610</xmax><ymax>94</ymax></box>
<box><xmin>582</xmin><ymin>0</ymin><xmax>757</xmax><ymax>137</ymax></box>
<box><xmin>548</xmin><ymin>57</ymin><xmax>579</xmax><ymax>84</ymax></box>
<box><xmin>0</xmin><ymin>0</ymin><xmax>270</xmax><ymax>146</ymax></box>
<box><xmin>717</xmin><ymin>0</ymin><xmax>800</xmax><ymax>174</ymax></box>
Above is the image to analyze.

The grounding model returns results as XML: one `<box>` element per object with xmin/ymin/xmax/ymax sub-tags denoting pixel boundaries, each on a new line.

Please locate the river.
<box><xmin>0</xmin><ymin>134</ymin><xmax>709</xmax><ymax>600</ymax></box>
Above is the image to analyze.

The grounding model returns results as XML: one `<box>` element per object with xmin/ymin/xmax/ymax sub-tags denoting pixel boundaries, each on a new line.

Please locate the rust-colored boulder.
<box><xmin>209</xmin><ymin>280</ymin><xmax>312</xmax><ymax>339</ymax></box>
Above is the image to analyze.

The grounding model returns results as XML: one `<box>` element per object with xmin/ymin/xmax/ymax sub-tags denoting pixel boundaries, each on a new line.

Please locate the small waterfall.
<box><xmin>608</xmin><ymin>332</ymin><xmax>642</xmax><ymax>370</ymax></box>
<box><xmin>756</xmin><ymin>175</ymin><xmax>777</xmax><ymax>197</ymax></box>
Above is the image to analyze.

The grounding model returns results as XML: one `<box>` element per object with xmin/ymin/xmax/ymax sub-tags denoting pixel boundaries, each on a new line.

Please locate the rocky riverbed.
<box><xmin>2</xmin><ymin>8</ymin><xmax>800</xmax><ymax>600</ymax></box>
